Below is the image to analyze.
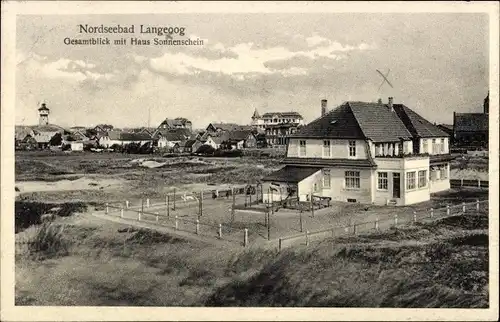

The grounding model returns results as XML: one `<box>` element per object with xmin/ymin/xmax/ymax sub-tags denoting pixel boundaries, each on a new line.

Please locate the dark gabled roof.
<box><xmin>393</xmin><ymin>104</ymin><xmax>449</xmax><ymax>138</ymax></box>
<box><xmin>261</xmin><ymin>112</ymin><xmax>303</xmax><ymax>119</ymax></box>
<box><xmin>283</xmin><ymin>157</ymin><xmax>377</xmax><ymax>168</ymax></box>
<box><xmin>437</xmin><ymin>124</ymin><xmax>453</xmax><ymax>131</ymax></box>
<box><xmin>159</xmin><ymin>118</ymin><xmax>191</xmax><ymax>128</ymax></box>
<box><xmin>208</xmin><ymin>123</ymin><xmax>242</xmax><ymax>132</ymax></box>
<box><xmin>454</xmin><ymin>113</ymin><xmax>488</xmax><ymax>132</ymax></box>
<box><xmin>349</xmin><ymin>102</ymin><xmax>412</xmax><ymax>142</ymax></box>
<box><xmin>121</xmin><ymin>132</ymin><xmax>152</xmax><ymax>141</ymax></box>
<box><xmin>291</xmin><ymin>103</ymin><xmax>365</xmax><ymax>140</ymax></box>
<box><xmin>153</xmin><ymin>128</ymin><xmax>191</xmax><ymax>141</ymax></box>
<box><xmin>228</xmin><ymin>130</ymin><xmax>254</xmax><ymax>141</ymax></box>
<box><xmin>15</xmin><ymin>126</ymin><xmax>35</xmax><ymax>140</ymax></box>
<box><xmin>291</xmin><ymin>101</ymin><xmax>432</xmax><ymax>142</ymax></box>
<box><xmin>184</xmin><ymin>139</ymin><xmax>198</xmax><ymax>147</ymax></box>
<box><xmin>105</xmin><ymin>131</ymin><xmax>152</xmax><ymax>141</ymax></box>
<box><xmin>261</xmin><ymin>166</ymin><xmax>321</xmax><ymax>183</ymax></box>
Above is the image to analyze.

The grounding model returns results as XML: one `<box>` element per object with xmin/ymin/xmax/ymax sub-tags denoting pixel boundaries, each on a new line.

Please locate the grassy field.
<box><xmin>15</xmin><ymin>204</ymin><xmax>489</xmax><ymax>307</ymax></box>
<box><xmin>14</xmin><ymin>151</ymin><xmax>491</xmax><ymax>307</ymax></box>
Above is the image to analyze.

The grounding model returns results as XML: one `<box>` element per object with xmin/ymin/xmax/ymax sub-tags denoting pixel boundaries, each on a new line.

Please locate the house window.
<box><xmin>432</xmin><ymin>139</ymin><xmax>437</xmax><ymax>154</ymax></box>
<box><xmin>299</xmin><ymin>140</ymin><xmax>306</xmax><ymax>156</ymax></box>
<box><xmin>440</xmin><ymin>139</ymin><xmax>445</xmax><ymax>153</ymax></box>
<box><xmin>398</xmin><ymin>141</ymin><xmax>403</xmax><ymax>155</ymax></box>
<box><xmin>440</xmin><ymin>165</ymin><xmax>447</xmax><ymax>179</ymax></box>
<box><xmin>422</xmin><ymin>139</ymin><xmax>428</xmax><ymax>154</ymax></box>
<box><xmin>431</xmin><ymin>167</ymin><xmax>438</xmax><ymax>181</ymax></box>
<box><xmin>418</xmin><ymin>170</ymin><xmax>427</xmax><ymax>188</ymax></box>
<box><xmin>377</xmin><ymin>172</ymin><xmax>388</xmax><ymax>190</ymax></box>
<box><xmin>323</xmin><ymin>169</ymin><xmax>331</xmax><ymax>188</ymax></box>
<box><xmin>345</xmin><ymin>171</ymin><xmax>360</xmax><ymax>189</ymax></box>
<box><xmin>349</xmin><ymin>140</ymin><xmax>356</xmax><ymax>157</ymax></box>
<box><xmin>323</xmin><ymin>140</ymin><xmax>331</xmax><ymax>157</ymax></box>
<box><xmin>406</xmin><ymin>172</ymin><xmax>416</xmax><ymax>190</ymax></box>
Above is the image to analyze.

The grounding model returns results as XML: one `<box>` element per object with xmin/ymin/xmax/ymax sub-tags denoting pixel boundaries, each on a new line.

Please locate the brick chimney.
<box><xmin>388</xmin><ymin>97</ymin><xmax>394</xmax><ymax>112</ymax></box>
<box><xmin>321</xmin><ymin>99</ymin><xmax>327</xmax><ymax>116</ymax></box>
<box><xmin>377</xmin><ymin>98</ymin><xmax>382</xmax><ymax>104</ymax></box>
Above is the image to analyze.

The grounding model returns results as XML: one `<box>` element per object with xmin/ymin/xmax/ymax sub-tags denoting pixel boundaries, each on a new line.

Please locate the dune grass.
<box><xmin>15</xmin><ymin>206</ymin><xmax>489</xmax><ymax>307</ymax></box>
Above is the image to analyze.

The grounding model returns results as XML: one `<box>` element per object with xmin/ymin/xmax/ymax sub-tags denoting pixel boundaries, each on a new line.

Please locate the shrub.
<box><xmin>196</xmin><ymin>145</ymin><xmax>216</xmax><ymax>155</ymax></box>
<box><xmin>213</xmin><ymin>149</ymin><xmax>243</xmax><ymax>158</ymax></box>
<box><xmin>110</xmin><ymin>144</ymin><xmax>123</xmax><ymax>153</ymax></box>
<box><xmin>28</xmin><ymin>223</ymin><xmax>69</xmax><ymax>258</ymax></box>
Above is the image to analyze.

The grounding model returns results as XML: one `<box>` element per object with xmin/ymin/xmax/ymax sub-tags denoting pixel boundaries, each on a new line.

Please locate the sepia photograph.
<box><xmin>1</xmin><ymin>1</ymin><xmax>499</xmax><ymax>321</ymax></box>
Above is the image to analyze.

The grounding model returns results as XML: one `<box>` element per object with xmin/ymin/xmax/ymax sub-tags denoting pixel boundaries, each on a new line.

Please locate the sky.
<box><xmin>16</xmin><ymin>13</ymin><xmax>489</xmax><ymax>130</ymax></box>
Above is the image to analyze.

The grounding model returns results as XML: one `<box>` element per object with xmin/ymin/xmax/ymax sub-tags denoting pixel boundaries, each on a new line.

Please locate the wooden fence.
<box><xmin>277</xmin><ymin>199</ymin><xmax>488</xmax><ymax>251</ymax></box>
<box><xmin>450</xmin><ymin>179</ymin><xmax>489</xmax><ymax>189</ymax></box>
<box><xmin>104</xmin><ymin>202</ymin><xmax>250</xmax><ymax>246</ymax></box>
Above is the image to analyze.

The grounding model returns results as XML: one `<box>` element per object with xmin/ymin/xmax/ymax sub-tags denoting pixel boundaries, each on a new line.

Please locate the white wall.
<box><xmin>429</xmin><ymin>163</ymin><xmax>450</xmax><ymax>193</ymax></box>
<box><xmin>373</xmin><ymin>158</ymin><xmax>404</xmax><ymax>205</ymax></box>
<box><xmin>315</xmin><ymin>167</ymin><xmax>372</xmax><ymax>203</ymax></box>
<box><xmin>287</xmin><ymin>139</ymin><xmax>368</xmax><ymax>159</ymax></box>
<box><xmin>70</xmin><ymin>142</ymin><xmax>84</xmax><ymax>151</ymax></box>
<box><xmin>402</xmin><ymin>157</ymin><xmax>431</xmax><ymax>205</ymax></box>
<box><xmin>420</xmin><ymin>137</ymin><xmax>449</xmax><ymax>155</ymax></box>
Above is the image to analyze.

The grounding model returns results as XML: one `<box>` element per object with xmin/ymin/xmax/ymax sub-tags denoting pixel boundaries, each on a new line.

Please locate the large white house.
<box><xmin>261</xmin><ymin>98</ymin><xmax>452</xmax><ymax>206</ymax></box>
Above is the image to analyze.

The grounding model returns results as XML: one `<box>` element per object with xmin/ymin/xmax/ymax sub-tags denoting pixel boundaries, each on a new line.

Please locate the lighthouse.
<box><xmin>38</xmin><ymin>101</ymin><xmax>50</xmax><ymax>126</ymax></box>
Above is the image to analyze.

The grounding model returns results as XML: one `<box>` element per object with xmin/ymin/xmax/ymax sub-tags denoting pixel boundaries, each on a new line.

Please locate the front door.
<box><xmin>393</xmin><ymin>173</ymin><xmax>401</xmax><ymax>198</ymax></box>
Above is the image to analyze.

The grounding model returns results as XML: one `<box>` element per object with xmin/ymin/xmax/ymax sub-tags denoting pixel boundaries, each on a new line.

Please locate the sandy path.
<box><xmin>15</xmin><ymin>177</ymin><xmax>124</xmax><ymax>196</ymax></box>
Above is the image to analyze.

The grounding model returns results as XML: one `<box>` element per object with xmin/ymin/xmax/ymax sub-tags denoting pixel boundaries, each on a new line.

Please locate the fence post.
<box><xmin>173</xmin><ymin>188</ymin><xmax>176</xmax><ymax>211</ymax></box>
<box><xmin>413</xmin><ymin>211</ymin><xmax>417</xmax><ymax>223</ymax></box>
<box><xmin>461</xmin><ymin>178</ymin><xmax>464</xmax><ymax>186</ymax></box>
<box><xmin>218</xmin><ymin>224</ymin><xmax>222</xmax><ymax>239</ymax></box>
<box><xmin>476</xmin><ymin>199</ymin><xmax>480</xmax><ymax>212</ymax></box>
<box><xmin>196</xmin><ymin>220</ymin><xmax>200</xmax><ymax>234</ymax></box>
<box><xmin>305</xmin><ymin>230</ymin><xmax>309</xmax><ymax>246</ymax></box>
<box><xmin>175</xmin><ymin>216</ymin><xmax>178</xmax><ymax>230</ymax></box>
<box><xmin>105</xmin><ymin>203</ymin><xmax>109</xmax><ymax>214</ymax></box>
<box><xmin>278</xmin><ymin>238</ymin><xmax>282</xmax><ymax>252</ymax></box>
<box><xmin>120</xmin><ymin>208</ymin><xmax>124</xmax><ymax>218</ymax></box>
<box><xmin>155</xmin><ymin>212</ymin><xmax>159</xmax><ymax>222</ymax></box>
<box><xmin>125</xmin><ymin>200</ymin><xmax>129</xmax><ymax>209</ymax></box>
<box><xmin>375</xmin><ymin>218</ymin><xmax>379</xmax><ymax>231</ymax></box>
<box><xmin>446</xmin><ymin>204</ymin><xmax>450</xmax><ymax>215</ymax></box>
<box><xmin>167</xmin><ymin>196</ymin><xmax>170</xmax><ymax>218</ymax></box>
<box><xmin>478</xmin><ymin>179</ymin><xmax>481</xmax><ymax>188</ymax></box>
<box><xmin>244</xmin><ymin>228</ymin><xmax>248</xmax><ymax>247</ymax></box>
<box><xmin>138</xmin><ymin>210</ymin><xmax>142</xmax><ymax>221</ymax></box>
<box><xmin>310</xmin><ymin>190</ymin><xmax>314</xmax><ymax>218</ymax></box>
<box><xmin>353</xmin><ymin>224</ymin><xmax>357</xmax><ymax>235</ymax></box>
<box><xmin>165</xmin><ymin>195</ymin><xmax>168</xmax><ymax>206</ymax></box>
<box><xmin>146</xmin><ymin>198</ymin><xmax>150</xmax><ymax>208</ymax></box>
<box><xmin>331</xmin><ymin>228</ymin><xmax>335</xmax><ymax>238</ymax></box>
<box><xmin>267</xmin><ymin>211</ymin><xmax>271</xmax><ymax>240</ymax></box>
<box><xmin>199</xmin><ymin>191</ymin><xmax>203</xmax><ymax>217</ymax></box>
<box><xmin>394</xmin><ymin>214</ymin><xmax>398</xmax><ymax>226</ymax></box>
<box><xmin>462</xmin><ymin>202</ymin><xmax>466</xmax><ymax>213</ymax></box>
<box><xmin>430</xmin><ymin>208</ymin><xmax>434</xmax><ymax>218</ymax></box>
<box><xmin>299</xmin><ymin>210</ymin><xmax>303</xmax><ymax>232</ymax></box>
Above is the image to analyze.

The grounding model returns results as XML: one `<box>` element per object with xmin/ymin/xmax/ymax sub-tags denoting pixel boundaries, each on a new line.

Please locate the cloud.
<box><xmin>146</xmin><ymin>37</ymin><xmax>375</xmax><ymax>79</ymax></box>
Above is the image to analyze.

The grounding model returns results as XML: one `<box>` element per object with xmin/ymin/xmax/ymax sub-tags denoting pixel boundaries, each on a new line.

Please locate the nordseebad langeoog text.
<box><xmin>78</xmin><ymin>24</ymin><xmax>186</xmax><ymax>37</ymax></box>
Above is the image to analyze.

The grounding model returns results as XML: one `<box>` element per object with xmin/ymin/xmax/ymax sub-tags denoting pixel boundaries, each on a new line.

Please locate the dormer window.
<box><xmin>349</xmin><ymin>140</ymin><xmax>356</xmax><ymax>157</ymax></box>
<box><xmin>299</xmin><ymin>140</ymin><xmax>306</xmax><ymax>156</ymax></box>
<box><xmin>323</xmin><ymin>140</ymin><xmax>331</xmax><ymax>157</ymax></box>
